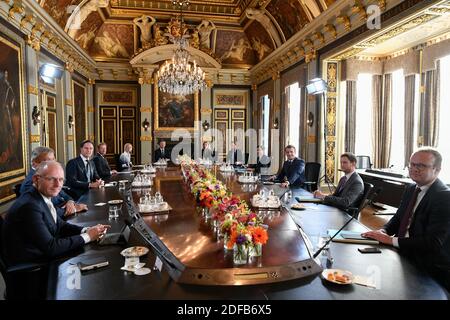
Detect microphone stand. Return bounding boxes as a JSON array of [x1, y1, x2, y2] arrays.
[[313, 208, 358, 259]]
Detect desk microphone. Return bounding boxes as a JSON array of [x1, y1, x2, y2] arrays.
[[313, 207, 359, 259]]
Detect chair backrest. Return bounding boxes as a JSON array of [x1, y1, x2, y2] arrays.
[[356, 155, 372, 169], [305, 162, 321, 183], [114, 154, 122, 171], [0, 215, 7, 275], [350, 182, 374, 215]]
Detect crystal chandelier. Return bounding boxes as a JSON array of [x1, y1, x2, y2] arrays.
[[157, 1, 206, 95]]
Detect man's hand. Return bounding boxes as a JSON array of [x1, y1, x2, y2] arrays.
[[361, 229, 393, 246], [313, 190, 326, 199], [281, 181, 290, 188], [89, 179, 103, 188], [63, 200, 77, 216], [87, 224, 111, 241], [75, 203, 88, 212], [268, 175, 276, 181]]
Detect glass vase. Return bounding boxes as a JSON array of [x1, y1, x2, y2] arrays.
[[223, 233, 230, 250], [233, 244, 249, 265], [250, 243, 262, 257]]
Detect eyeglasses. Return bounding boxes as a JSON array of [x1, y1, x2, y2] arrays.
[[38, 175, 65, 184], [408, 162, 434, 171]]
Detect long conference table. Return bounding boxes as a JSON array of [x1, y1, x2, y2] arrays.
[[46, 166, 449, 300]]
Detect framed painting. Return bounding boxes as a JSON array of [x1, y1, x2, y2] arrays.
[[154, 84, 199, 131], [213, 89, 247, 108], [0, 31, 27, 203], [99, 87, 136, 106], [72, 80, 87, 151]]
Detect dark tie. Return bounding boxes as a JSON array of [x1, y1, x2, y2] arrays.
[[398, 187, 421, 237], [161, 149, 165, 157], [85, 160, 92, 182], [336, 176, 348, 195]]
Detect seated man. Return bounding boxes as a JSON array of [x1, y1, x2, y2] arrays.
[[363, 148, 450, 291], [201, 141, 216, 162], [20, 146, 87, 218], [270, 145, 305, 188], [93, 142, 117, 180], [65, 140, 103, 200], [119, 143, 133, 169], [248, 145, 271, 174], [154, 140, 169, 162], [226, 142, 245, 165], [2, 161, 109, 267], [313, 152, 364, 210]]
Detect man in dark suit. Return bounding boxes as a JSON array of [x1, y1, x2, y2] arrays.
[[271, 145, 305, 188], [93, 142, 117, 180], [313, 152, 364, 210], [2, 161, 109, 267], [20, 146, 87, 217], [201, 141, 216, 161], [154, 140, 169, 162], [65, 140, 103, 200], [363, 148, 450, 291], [226, 142, 244, 165], [248, 145, 271, 174]]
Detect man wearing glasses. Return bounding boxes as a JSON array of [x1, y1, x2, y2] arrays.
[[363, 148, 450, 291], [2, 161, 109, 268]]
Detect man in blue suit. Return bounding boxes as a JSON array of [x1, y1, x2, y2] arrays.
[[2, 161, 109, 267], [20, 146, 87, 218], [363, 148, 450, 291], [65, 140, 103, 200], [271, 145, 305, 188]]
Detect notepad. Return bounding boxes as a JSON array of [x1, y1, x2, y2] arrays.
[[295, 196, 322, 203], [327, 229, 379, 245]]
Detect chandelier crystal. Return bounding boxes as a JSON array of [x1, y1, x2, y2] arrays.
[[157, 1, 207, 95]]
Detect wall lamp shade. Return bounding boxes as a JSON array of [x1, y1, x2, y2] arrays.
[[39, 64, 64, 79], [306, 78, 327, 95], [32, 106, 41, 125], [68, 115, 74, 128], [273, 117, 279, 129], [142, 118, 150, 131], [202, 120, 210, 131]]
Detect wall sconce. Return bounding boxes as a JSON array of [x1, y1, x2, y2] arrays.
[[273, 117, 279, 129], [307, 112, 314, 127], [142, 118, 150, 131], [32, 106, 40, 125], [68, 115, 74, 128], [202, 120, 210, 131]]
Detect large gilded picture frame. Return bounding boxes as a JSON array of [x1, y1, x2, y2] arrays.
[[72, 80, 88, 151], [0, 30, 27, 203], [154, 77, 199, 131]]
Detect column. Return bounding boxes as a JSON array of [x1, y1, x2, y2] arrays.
[[87, 79, 95, 142], [25, 44, 40, 153], [63, 69, 75, 160], [140, 79, 152, 164]]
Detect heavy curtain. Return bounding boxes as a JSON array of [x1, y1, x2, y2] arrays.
[[345, 80, 357, 153], [404, 75, 416, 166], [420, 60, 440, 147]]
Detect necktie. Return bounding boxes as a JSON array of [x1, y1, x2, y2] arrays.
[[85, 160, 92, 182], [398, 187, 421, 237], [161, 149, 165, 157], [336, 176, 348, 195], [45, 199, 57, 223]]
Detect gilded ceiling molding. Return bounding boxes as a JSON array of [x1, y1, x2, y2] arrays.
[[351, 1, 367, 21], [324, 24, 337, 39], [336, 15, 351, 31], [313, 32, 325, 45], [8, 3, 24, 20], [20, 13, 34, 29], [25, 34, 40, 51]]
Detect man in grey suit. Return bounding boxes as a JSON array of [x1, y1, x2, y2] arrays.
[[313, 152, 364, 210]]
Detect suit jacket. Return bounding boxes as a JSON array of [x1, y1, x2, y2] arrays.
[[248, 155, 271, 174], [323, 171, 364, 210], [2, 188, 84, 267], [65, 156, 100, 200], [93, 153, 112, 180], [384, 179, 450, 285], [201, 148, 216, 161], [20, 167, 72, 213], [275, 158, 305, 187], [154, 148, 169, 162], [226, 149, 244, 164]]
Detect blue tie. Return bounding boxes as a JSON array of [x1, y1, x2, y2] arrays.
[[85, 160, 92, 182]]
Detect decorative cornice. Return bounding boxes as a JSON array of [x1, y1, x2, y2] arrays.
[[27, 84, 38, 95], [30, 134, 40, 143]]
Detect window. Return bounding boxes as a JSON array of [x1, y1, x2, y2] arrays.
[[390, 69, 405, 170], [354, 73, 374, 159], [286, 82, 301, 148], [437, 54, 450, 182], [261, 95, 270, 152]]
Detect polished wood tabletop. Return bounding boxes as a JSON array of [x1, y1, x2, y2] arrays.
[[46, 165, 449, 299]]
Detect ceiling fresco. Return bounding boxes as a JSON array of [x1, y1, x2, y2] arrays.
[[39, 0, 335, 67]]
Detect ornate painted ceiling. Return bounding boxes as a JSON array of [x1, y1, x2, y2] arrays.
[[38, 0, 336, 68]]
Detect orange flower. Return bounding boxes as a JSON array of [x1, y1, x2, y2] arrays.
[[252, 226, 268, 245]]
